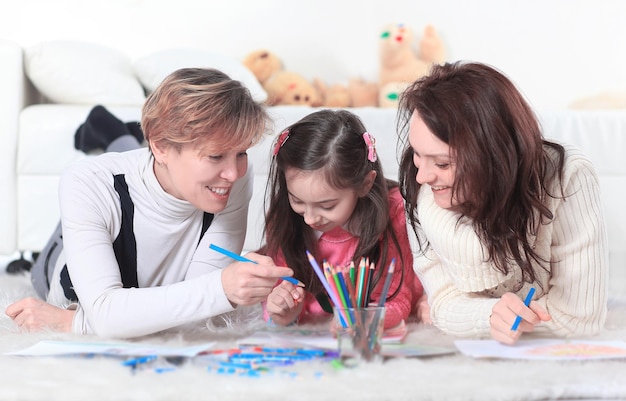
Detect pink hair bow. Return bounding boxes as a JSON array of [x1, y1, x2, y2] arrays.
[[273, 129, 290, 156], [363, 132, 377, 162]]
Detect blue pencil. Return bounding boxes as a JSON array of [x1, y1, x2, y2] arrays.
[[209, 243, 305, 287], [510, 287, 536, 331]]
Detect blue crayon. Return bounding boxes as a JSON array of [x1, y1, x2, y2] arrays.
[[122, 355, 157, 367], [252, 359, 295, 368], [219, 361, 253, 369], [154, 367, 176, 374], [511, 287, 536, 331], [262, 354, 311, 362], [231, 353, 266, 360]]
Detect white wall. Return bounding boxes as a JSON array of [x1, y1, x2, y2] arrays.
[[1, 0, 625, 110]]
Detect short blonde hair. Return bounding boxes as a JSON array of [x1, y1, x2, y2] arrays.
[[141, 68, 270, 152]]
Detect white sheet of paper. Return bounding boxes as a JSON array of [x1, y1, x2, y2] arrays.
[[4, 340, 216, 357], [455, 339, 626, 360]]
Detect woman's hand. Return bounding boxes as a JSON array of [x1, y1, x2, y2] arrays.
[[265, 280, 305, 326], [5, 297, 75, 332], [490, 292, 551, 344], [221, 252, 294, 307]]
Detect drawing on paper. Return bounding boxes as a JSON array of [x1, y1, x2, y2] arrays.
[[524, 342, 626, 358]]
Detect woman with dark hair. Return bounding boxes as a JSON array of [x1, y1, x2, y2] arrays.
[[398, 61, 608, 344]]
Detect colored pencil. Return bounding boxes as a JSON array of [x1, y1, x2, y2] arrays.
[[324, 264, 351, 326], [356, 258, 367, 307], [349, 261, 356, 286], [366, 259, 395, 350], [324, 265, 343, 306], [336, 270, 355, 325], [209, 243, 305, 287], [306, 251, 346, 321], [377, 259, 396, 307], [331, 267, 349, 309], [511, 287, 536, 331], [362, 262, 375, 307], [342, 268, 358, 310]]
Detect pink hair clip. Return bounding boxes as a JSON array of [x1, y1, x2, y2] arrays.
[[273, 129, 290, 156], [362, 132, 377, 162]]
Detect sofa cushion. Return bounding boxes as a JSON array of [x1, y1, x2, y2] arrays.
[[24, 40, 146, 106], [133, 48, 267, 102]]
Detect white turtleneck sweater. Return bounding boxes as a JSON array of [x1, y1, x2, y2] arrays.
[[410, 144, 608, 338], [47, 148, 252, 338]]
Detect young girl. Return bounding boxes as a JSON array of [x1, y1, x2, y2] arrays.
[[398, 61, 608, 344], [262, 109, 423, 330]]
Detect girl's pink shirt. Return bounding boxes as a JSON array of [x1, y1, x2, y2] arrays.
[[264, 187, 423, 329]]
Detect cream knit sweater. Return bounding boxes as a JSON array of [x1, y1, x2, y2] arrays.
[[410, 144, 608, 338]]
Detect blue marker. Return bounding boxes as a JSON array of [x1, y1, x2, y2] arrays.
[[209, 243, 305, 287], [121, 355, 157, 367], [511, 287, 536, 331]]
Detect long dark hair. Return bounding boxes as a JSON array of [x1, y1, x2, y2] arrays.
[[263, 109, 405, 298], [397, 61, 565, 285]]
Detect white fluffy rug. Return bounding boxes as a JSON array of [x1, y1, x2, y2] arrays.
[[1, 270, 626, 401]]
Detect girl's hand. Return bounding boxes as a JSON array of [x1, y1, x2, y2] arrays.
[[265, 280, 305, 326], [490, 292, 551, 345], [416, 293, 432, 324], [6, 297, 75, 332]]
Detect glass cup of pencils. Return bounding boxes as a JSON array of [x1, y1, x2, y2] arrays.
[[305, 251, 394, 365], [333, 306, 385, 364]]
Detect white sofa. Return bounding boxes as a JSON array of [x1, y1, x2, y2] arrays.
[[2, 39, 625, 295]]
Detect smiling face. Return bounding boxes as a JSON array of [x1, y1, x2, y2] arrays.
[[152, 139, 249, 213], [284, 167, 361, 233], [408, 111, 458, 209]]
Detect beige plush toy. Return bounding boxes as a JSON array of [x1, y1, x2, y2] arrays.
[[347, 78, 379, 108], [243, 49, 320, 106], [313, 78, 379, 108], [263, 71, 321, 106], [313, 78, 351, 108], [379, 82, 411, 108], [242, 49, 283, 85], [378, 23, 446, 107]]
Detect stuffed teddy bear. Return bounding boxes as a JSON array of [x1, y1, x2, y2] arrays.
[[263, 70, 321, 106], [347, 78, 379, 108], [243, 49, 320, 106], [313, 78, 379, 108], [313, 79, 351, 108], [378, 23, 446, 107], [242, 49, 283, 86]]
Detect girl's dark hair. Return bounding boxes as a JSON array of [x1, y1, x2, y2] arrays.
[[397, 61, 565, 285], [263, 109, 405, 298]]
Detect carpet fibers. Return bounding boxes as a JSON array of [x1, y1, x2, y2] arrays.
[[1, 271, 625, 401]]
